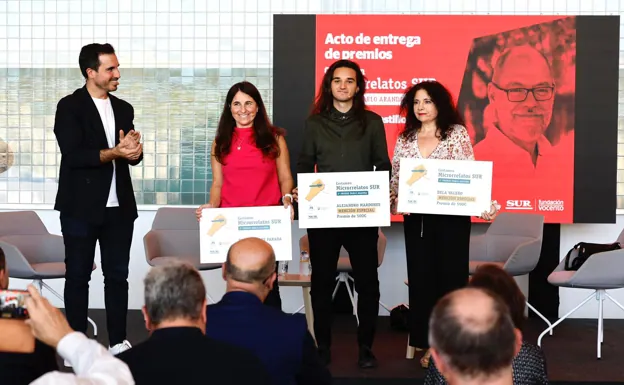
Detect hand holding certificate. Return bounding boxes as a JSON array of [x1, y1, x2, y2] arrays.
[[397, 158, 493, 216], [297, 171, 391, 228], [199, 206, 292, 263]]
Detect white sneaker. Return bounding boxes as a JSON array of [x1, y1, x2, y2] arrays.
[[63, 359, 72, 368], [108, 340, 132, 355]]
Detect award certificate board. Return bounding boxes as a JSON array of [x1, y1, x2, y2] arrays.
[[396, 158, 493, 216], [297, 171, 391, 228], [199, 206, 292, 263]]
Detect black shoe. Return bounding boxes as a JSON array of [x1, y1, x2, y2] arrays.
[[318, 346, 331, 366], [358, 345, 378, 369]]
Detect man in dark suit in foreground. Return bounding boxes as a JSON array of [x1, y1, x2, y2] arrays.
[[117, 261, 271, 385], [206, 237, 332, 385], [53, 43, 143, 355]]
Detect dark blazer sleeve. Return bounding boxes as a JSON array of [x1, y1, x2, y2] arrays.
[[295, 330, 332, 385], [370, 116, 391, 173], [296, 119, 316, 175], [33, 339, 59, 377], [53, 97, 102, 168], [125, 104, 143, 166]]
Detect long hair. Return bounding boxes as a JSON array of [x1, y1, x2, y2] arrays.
[[213, 81, 283, 164], [311, 60, 368, 124], [399, 80, 464, 141], [469, 264, 527, 331]]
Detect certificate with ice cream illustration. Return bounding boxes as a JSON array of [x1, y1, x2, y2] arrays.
[[199, 206, 292, 263], [397, 158, 493, 216], [297, 171, 391, 229]]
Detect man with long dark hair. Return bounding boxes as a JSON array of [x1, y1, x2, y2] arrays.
[[296, 59, 391, 369]]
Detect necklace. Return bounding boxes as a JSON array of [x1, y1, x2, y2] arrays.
[[236, 136, 245, 150]]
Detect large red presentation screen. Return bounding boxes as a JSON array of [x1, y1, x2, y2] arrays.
[[315, 15, 576, 223]]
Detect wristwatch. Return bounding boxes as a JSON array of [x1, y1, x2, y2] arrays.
[[282, 194, 293, 205]]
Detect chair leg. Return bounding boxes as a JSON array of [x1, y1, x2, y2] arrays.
[[538, 290, 596, 347], [597, 290, 604, 359], [379, 300, 391, 313], [87, 317, 98, 338], [291, 304, 305, 315], [406, 341, 416, 359], [527, 301, 553, 335], [344, 278, 359, 325], [39, 281, 98, 338], [347, 274, 358, 317], [331, 276, 342, 300]]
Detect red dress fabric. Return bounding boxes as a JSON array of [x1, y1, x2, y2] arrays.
[[220, 127, 281, 208]]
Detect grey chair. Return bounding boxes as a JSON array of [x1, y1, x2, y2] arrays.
[[0, 211, 97, 336], [468, 212, 551, 332], [143, 207, 222, 302], [298, 229, 388, 324], [538, 230, 624, 359]]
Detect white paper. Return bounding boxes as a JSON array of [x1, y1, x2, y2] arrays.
[[297, 171, 391, 228], [199, 206, 292, 263], [397, 158, 493, 216]]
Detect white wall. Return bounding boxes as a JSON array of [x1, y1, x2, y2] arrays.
[[5, 208, 624, 320]]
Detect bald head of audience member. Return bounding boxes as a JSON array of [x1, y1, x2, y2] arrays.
[[142, 261, 208, 334], [223, 238, 277, 301], [429, 288, 522, 385]]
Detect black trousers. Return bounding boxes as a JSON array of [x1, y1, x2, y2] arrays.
[[61, 207, 133, 346], [264, 262, 282, 310], [404, 214, 471, 348], [307, 227, 379, 349]]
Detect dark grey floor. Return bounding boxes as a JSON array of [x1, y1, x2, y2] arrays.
[[71, 309, 624, 384]]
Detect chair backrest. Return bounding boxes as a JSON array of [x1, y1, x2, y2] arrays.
[[0, 234, 65, 265], [486, 212, 544, 238], [151, 207, 199, 230], [299, 228, 387, 267], [0, 211, 50, 236], [615, 228, 624, 245], [145, 207, 201, 261], [481, 213, 544, 261]]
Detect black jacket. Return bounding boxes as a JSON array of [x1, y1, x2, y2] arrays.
[[297, 107, 391, 174], [53, 86, 142, 224], [117, 327, 272, 385], [0, 339, 58, 385]]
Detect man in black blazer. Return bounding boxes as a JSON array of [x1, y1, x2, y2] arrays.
[[117, 261, 271, 385], [53, 43, 143, 355]]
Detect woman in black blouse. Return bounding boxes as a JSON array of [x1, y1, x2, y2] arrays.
[[425, 264, 549, 385]]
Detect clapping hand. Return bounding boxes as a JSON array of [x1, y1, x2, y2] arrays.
[[117, 130, 142, 160]]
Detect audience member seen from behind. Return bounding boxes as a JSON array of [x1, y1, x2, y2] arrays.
[[206, 237, 331, 385], [0, 246, 58, 385], [116, 261, 271, 385], [25, 285, 134, 385], [196, 81, 294, 310], [428, 287, 521, 385], [425, 264, 548, 384], [390, 80, 499, 368]]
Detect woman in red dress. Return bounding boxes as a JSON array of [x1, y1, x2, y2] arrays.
[[196, 81, 294, 309]]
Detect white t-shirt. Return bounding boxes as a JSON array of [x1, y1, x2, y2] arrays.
[[91, 97, 119, 207]]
